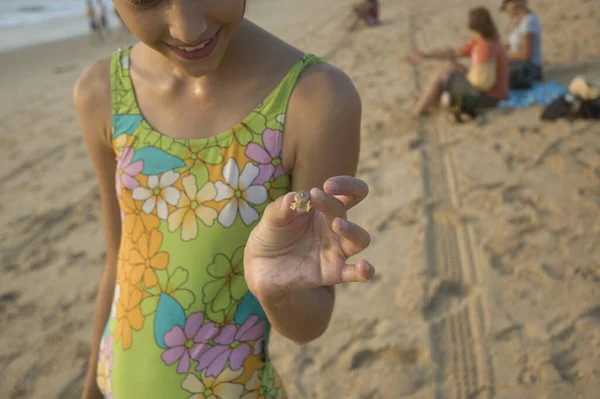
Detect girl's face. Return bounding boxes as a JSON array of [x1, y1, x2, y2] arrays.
[[504, 2, 520, 19], [114, 0, 246, 77]]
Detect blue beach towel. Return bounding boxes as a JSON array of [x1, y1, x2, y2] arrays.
[[498, 81, 568, 108]]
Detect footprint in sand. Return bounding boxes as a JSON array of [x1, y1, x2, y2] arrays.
[[10, 364, 41, 399], [0, 291, 20, 314], [55, 370, 87, 399], [394, 277, 474, 321], [349, 346, 429, 370], [551, 350, 578, 382], [577, 306, 600, 329], [421, 279, 473, 320]]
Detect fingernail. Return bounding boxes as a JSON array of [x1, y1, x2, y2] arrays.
[[326, 181, 340, 192], [309, 187, 321, 199]]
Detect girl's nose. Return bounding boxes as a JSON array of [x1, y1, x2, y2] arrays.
[[167, 1, 209, 45]]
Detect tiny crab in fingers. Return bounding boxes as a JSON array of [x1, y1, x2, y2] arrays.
[[290, 191, 312, 213]]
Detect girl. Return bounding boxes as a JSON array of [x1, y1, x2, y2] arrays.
[[74, 1, 375, 398], [501, 0, 544, 86], [408, 7, 508, 117]]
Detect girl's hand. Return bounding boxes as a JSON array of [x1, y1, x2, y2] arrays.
[[244, 176, 374, 301]]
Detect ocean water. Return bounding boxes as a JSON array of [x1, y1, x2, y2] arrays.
[[0, 0, 89, 29], [0, 0, 115, 52]]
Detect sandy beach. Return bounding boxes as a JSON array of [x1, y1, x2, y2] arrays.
[[1, 0, 599, 398]]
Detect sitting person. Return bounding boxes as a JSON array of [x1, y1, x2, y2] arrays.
[[408, 7, 509, 117], [348, 0, 380, 31], [501, 0, 543, 86]]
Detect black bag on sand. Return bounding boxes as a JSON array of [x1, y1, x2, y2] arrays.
[[541, 95, 572, 121], [541, 94, 600, 121], [579, 97, 600, 119]]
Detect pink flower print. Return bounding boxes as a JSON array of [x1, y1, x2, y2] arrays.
[[116, 147, 143, 197], [245, 129, 284, 185], [196, 315, 266, 377], [102, 335, 114, 366], [98, 335, 115, 399], [161, 312, 219, 374]]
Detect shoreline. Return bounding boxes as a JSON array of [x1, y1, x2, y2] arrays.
[[0, 14, 122, 54]]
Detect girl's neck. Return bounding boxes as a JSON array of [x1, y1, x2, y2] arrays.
[[132, 20, 259, 102], [515, 7, 530, 20]]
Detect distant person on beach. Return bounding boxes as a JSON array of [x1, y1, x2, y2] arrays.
[[96, 0, 109, 37], [408, 7, 508, 117], [86, 0, 103, 43], [500, 0, 544, 86], [74, 1, 374, 398], [348, 0, 381, 31]]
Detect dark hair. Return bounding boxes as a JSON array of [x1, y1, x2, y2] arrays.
[[468, 7, 499, 40]]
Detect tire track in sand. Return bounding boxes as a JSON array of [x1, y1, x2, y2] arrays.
[[408, 12, 495, 399]]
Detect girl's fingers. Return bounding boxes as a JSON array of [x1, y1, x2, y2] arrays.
[[339, 259, 375, 284], [320, 259, 375, 286], [309, 188, 347, 223], [324, 176, 369, 210], [332, 217, 371, 258], [262, 192, 309, 228]]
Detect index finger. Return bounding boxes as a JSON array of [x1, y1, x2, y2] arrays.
[[323, 176, 369, 210]]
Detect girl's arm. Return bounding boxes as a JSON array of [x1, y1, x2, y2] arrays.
[[421, 49, 461, 60], [255, 64, 362, 344], [508, 33, 534, 61], [73, 59, 121, 399], [408, 48, 462, 64]]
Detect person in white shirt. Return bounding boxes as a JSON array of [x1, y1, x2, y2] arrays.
[[501, 0, 543, 85]]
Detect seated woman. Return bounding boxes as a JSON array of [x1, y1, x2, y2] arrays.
[[501, 0, 543, 85], [348, 0, 380, 31], [408, 7, 509, 117]]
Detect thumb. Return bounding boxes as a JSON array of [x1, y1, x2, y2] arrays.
[[261, 192, 312, 229]]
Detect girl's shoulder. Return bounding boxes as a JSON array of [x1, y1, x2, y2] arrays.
[[73, 56, 113, 146], [74, 57, 112, 99]]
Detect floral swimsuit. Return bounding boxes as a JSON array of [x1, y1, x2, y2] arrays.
[[97, 47, 324, 399]]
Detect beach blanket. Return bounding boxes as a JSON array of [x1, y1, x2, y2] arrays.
[[498, 81, 568, 108]]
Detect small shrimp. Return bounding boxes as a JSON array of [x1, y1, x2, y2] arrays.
[[290, 191, 312, 213]]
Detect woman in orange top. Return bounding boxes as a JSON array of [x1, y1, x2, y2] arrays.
[[408, 7, 509, 117]]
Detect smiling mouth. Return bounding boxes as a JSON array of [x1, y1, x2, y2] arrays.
[[174, 39, 212, 52], [170, 29, 220, 52], [166, 28, 222, 61]]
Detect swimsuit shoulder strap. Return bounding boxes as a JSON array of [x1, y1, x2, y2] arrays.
[[110, 47, 140, 117], [261, 54, 326, 118]]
